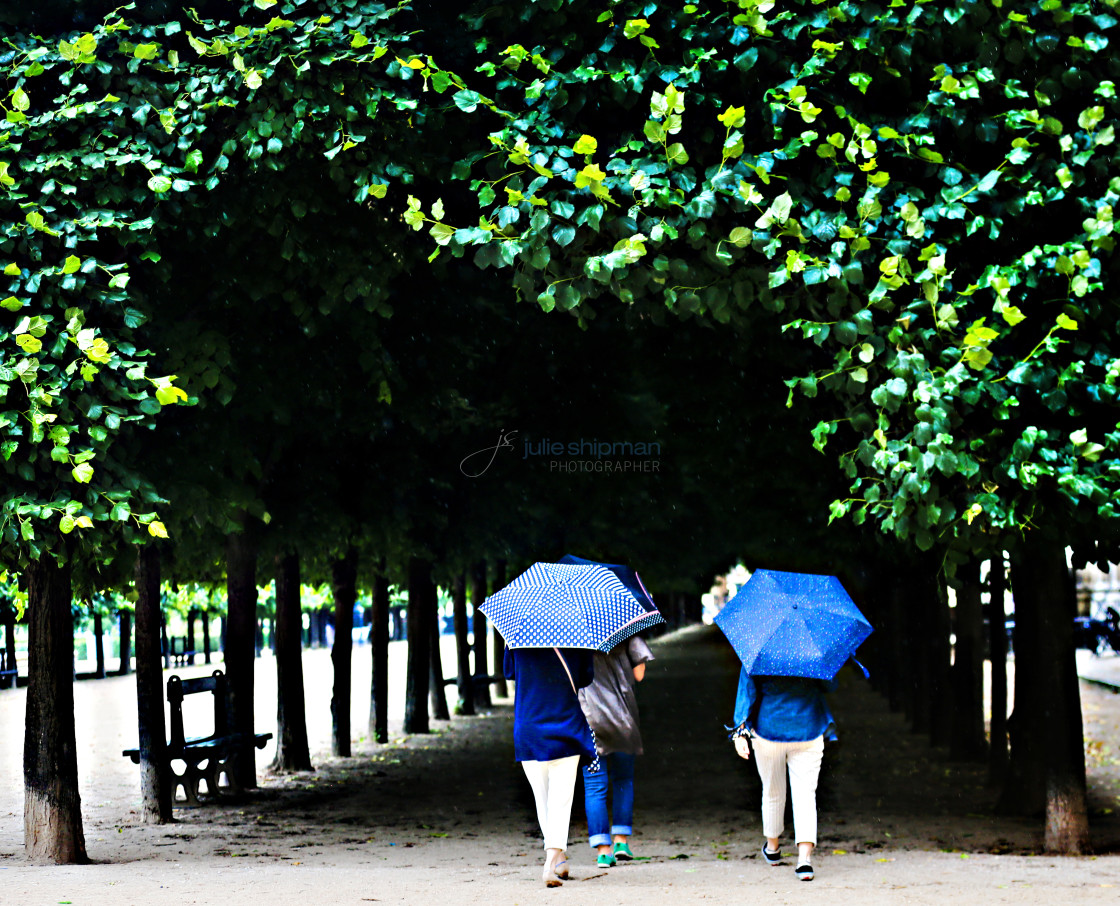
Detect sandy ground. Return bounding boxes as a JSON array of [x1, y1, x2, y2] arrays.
[[2, 626, 1120, 905]]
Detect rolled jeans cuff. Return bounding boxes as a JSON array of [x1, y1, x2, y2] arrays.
[[588, 833, 612, 848]]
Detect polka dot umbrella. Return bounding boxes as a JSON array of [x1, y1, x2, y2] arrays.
[[713, 569, 873, 680], [481, 562, 666, 651]]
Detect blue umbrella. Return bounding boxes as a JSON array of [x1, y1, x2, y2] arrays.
[[481, 562, 664, 651], [714, 569, 872, 680]]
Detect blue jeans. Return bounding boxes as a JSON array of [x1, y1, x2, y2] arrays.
[[583, 752, 636, 847]]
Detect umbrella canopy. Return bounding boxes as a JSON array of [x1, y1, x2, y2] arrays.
[[557, 554, 658, 610], [481, 562, 664, 651], [714, 568, 872, 680]]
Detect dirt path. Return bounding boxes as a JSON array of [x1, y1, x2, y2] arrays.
[[2, 625, 1120, 904]]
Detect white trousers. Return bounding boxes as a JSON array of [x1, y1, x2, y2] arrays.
[[752, 734, 825, 845], [522, 755, 581, 852]]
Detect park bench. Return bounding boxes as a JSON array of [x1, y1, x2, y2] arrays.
[[123, 670, 271, 807], [167, 636, 196, 668], [0, 648, 16, 689]]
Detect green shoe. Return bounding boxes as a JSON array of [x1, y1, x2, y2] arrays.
[[597, 852, 617, 868], [613, 842, 634, 861]]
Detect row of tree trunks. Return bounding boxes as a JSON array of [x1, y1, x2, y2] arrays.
[[490, 560, 508, 699], [864, 543, 1087, 854]]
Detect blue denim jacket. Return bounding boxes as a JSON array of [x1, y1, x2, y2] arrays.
[[732, 668, 838, 742]]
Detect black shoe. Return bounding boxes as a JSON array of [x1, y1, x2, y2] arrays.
[[761, 843, 782, 866], [795, 863, 814, 881]]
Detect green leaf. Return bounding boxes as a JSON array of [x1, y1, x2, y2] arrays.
[[1055, 313, 1078, 330], [72, 462, 94, 484], [62, 255, 81, 274], [573, 135, 598, 155], [11, 88, 29, 112], [148, 521, 169, 539], [147, 175, 173, 193], [133, 43, 160, 60]]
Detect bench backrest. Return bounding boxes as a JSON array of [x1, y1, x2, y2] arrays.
[[167, 670, 228, 751]]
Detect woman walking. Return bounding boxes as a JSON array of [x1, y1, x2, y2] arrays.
[[504, 645, 596, 887], [579, 634, 654, 866], [730, 668, 837, 881]]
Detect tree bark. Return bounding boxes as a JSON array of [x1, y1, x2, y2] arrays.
[[117, 609, 132, 675], [928, 573, 953, 748], [186, 609, 197, 667], [271, 551, 312, 772], [451, 573, 475, 716], [1008, 540, 1090, 853], [330, 548, 357, 757], [950, 558, 987, 761], [3, 609, 17, 689], [429, 585, 450, 721], [987, 554, 1009, 786], [369, 566, 389, 744], [135, 545, 173, 823], [470, 561, 491, 708], [404, 557, 432, 734], [23, 557, 87, 862], [92, 609, 105, 679], [160, 613, 170, 670], [226, 529, 259, 788], [491, 560, 508, 699], [202, 609, 212, 665]]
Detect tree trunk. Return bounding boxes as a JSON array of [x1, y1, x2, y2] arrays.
[[928, 573, 953, 748], [92, 609, 105, 679], [404, 557, 432, 734], [369, 566, 389, 744], [226, 529, 259, 788], [987, 554, 1009, 786], [950, 558, 987, 761], [330, 548, 357, 757], [470, 561, 491, 708], [271, 551, 312, 773], [452, 573, 475, 716], [1009, 540, 1089, 853], [160, 614, 170, 670], [23, 557, 87, 863], [202, 609, 212, 665], [3, 610, 17, 689], [429, 586, 450, 721], [186, 609, 197, 667], [905, 572, 931, 733], [135, 545, 173, 823], [117, 609, 132, 675], [491, 560, 508, 699]]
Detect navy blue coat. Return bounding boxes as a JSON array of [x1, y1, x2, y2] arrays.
[[504, 646, 596, 762]]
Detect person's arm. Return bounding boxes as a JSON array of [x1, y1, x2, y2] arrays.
[[632, 661, 646, 683], [732, 666, 756, 729], [575, 649, 595, 689], [503, 645, 516, 681]]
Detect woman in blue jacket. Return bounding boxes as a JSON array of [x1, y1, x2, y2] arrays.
[[504, 645, 596, 887], [730, 668, 837, 882]]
